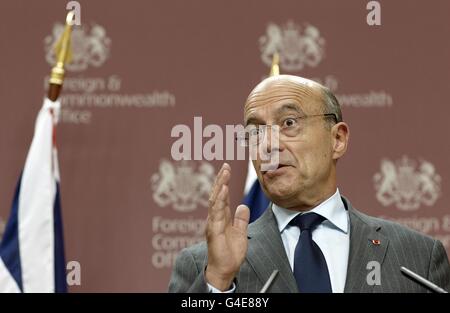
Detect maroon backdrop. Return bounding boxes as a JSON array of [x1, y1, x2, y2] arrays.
[[0, 0, 448, 292]]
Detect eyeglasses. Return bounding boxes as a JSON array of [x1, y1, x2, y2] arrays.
[[236, 113, 339, 147]]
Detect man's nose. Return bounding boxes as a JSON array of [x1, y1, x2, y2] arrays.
[[258, 125, 282, 171], [262, 125, 280, 153]]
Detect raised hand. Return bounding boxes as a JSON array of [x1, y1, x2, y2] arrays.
[[205, 163, 250, 291]]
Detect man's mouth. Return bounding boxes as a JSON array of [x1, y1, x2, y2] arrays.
[[261, 164, 292, 177]]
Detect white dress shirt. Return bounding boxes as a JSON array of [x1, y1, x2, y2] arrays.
[[208, 189, 349, 293], [272, 188, 350, 293]]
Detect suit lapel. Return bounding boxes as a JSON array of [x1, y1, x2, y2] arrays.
[[246, 205, 298, 293], [343, 198, 389, 292], [244, 197, 390, 293]]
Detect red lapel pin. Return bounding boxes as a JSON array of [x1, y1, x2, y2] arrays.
[[371, 239, 381, 245]]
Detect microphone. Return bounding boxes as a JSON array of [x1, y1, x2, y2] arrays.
[[400, 266, 448, 293], [259, 269, 279, 293]]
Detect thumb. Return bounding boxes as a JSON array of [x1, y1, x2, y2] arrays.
[[233, 204, 250, 232]]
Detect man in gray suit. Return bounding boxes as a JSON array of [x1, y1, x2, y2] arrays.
[[168, 75, 450, 293]]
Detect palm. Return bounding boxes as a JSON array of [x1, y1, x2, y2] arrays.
[[205, 163, 250, 288], [207, 214, 248, 275]]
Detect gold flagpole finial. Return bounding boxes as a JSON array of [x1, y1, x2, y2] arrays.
[[49, 11, 74, 86], [269, 52, 280, 77]]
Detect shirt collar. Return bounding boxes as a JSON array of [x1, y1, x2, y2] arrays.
[[272, 189, 348, 234]]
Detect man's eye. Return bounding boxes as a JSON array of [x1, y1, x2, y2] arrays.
[[283, 118, 297, 127], [249, 128, 260, 136]]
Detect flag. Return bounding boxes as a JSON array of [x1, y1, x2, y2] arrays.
[[0, 98, 66, 293], [242, 160, 270, 223]]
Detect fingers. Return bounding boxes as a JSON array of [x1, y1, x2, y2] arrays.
[[233, 204, 250, 233], [209, 163, 231, 207], [209, 165, 224, 204], [208, 163, 232, 222]]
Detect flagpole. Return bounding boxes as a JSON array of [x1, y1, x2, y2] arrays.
[[0, 10, 73, 293], [48, 11, 74, 101], [270, 51, 280, 77]]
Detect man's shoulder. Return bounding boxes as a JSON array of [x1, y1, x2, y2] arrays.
[[347, 199, 436, 248], [371, 213, 432, 241]]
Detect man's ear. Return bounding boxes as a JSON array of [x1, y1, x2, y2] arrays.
[[331, 122, 349, 160]]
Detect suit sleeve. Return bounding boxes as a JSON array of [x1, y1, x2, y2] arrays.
[[168, 247, 209, 293], [427, 239, 450, 292]]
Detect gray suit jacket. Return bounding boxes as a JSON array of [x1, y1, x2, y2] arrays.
[[168, 197, 450, 292]]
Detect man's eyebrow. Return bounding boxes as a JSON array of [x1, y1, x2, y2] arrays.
[[245, 116, 264, 126], [274, 103, 304, 116], [245, 103, 305, 126]]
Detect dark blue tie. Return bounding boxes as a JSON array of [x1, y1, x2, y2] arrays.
[[289, 212, 332, 293]]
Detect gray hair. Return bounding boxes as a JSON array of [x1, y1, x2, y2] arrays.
[[320, 86, 343, 126]]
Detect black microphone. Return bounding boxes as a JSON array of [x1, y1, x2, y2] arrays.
[[400, 266, 448, 293]]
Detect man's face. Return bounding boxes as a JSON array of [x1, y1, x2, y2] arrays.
[[244, 77, 337, 208]]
